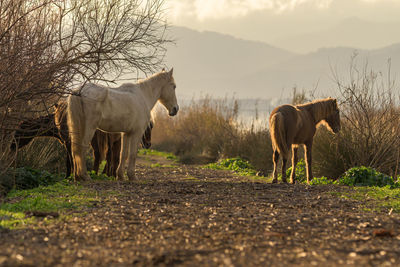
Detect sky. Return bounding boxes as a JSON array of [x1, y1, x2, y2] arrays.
[[165, 0, 400, 53]]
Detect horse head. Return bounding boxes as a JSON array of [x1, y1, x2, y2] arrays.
[[324, 99, 341, 133], [159, 68, 179, 116]]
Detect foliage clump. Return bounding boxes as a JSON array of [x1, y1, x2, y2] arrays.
[[206, 157, 257, 176], [1, 167, 62, 197], [338, 166, 396, 187], [309, 176, 336, 185], [283, 159, 337, 185], [285, 159, 307, 183], [89, 171, 114, 181]]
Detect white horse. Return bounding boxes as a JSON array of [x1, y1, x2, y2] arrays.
[[67, 68, 178, 181]]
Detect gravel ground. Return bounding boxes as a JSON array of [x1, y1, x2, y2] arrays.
[[1, 159, 400, 267]]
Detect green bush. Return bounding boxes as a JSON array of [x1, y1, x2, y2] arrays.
[[206, 157, 257, 176], [310, 176, 337, 185], [282, 160, 337, 185], [285, 159, 307, 183], [1, 167, 62, 196], [338, 166, 394, 187]]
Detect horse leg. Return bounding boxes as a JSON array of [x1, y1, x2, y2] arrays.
[[65, 140, 73, 178], [112, 138, 121, 177], [91, 132, 101, 174], [281, 155, 288, 183], [75, 119, 99, 181], [290, 146, 298, 184], [103, 143, 112, 175], [70, 128, 89, 181], [127, 133, 141, 181], [304, 141, 313, 184], [272, 150, 279, 183], [71, 139, 90, 181], [78, 130, 97, 181], [116, 133, 130, 180]]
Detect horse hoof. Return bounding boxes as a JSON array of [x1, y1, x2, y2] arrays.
[[271, 179, 278, 184]]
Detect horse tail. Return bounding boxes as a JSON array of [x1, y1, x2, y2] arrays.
[[270, 112, 289, 158], [67, 94, 85, 142], [67, 94, 86, 174]]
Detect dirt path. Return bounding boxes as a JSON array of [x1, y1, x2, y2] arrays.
[[1, 155, 400, 266]]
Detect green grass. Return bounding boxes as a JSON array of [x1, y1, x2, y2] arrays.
[[0, 180, 98, 229], [138, 149, 178, 161], [205, 157, 256, 176], [335, 186, 400, 213], [150, 163, 177, 168], [89, 170, 115, 181]]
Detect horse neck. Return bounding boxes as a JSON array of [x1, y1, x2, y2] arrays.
[[307, 102, 332, 123], [139, 75, 166, 110]]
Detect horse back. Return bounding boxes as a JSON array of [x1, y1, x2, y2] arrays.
[[269, 105, 299, 129], [99, 88, 149, 133], [75, 83, 108, 102], [269, 104, 314, 145]]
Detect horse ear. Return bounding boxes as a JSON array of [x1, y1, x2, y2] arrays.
[[162, 68, 165, 71], [169, 68, 174, 76]]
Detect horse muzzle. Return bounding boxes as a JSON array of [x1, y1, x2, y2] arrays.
[[142, 141, 151, 149], [169, 106, 179, 116]]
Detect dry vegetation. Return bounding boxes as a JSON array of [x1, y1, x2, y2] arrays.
[[1, 1, 398, 183], [152, 63, 400, 179], [0, 0, 170, 174], [152, 98, 273, 173]]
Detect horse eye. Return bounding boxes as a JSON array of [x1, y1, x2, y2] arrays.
[[173, 85, 176, 89]]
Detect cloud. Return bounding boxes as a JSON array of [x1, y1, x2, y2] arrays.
[[167, 0, 334, 20]]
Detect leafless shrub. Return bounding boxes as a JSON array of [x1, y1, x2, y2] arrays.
[[0, 0, 170, 173], [315, 58, 400, 177]]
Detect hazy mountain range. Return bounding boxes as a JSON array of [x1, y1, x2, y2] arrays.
[[165, 26, 400, 100], [272, 17, 400, 53]]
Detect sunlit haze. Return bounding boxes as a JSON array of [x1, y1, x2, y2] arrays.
[[160, 0, 400, 109], [166, 0, 400, 52]]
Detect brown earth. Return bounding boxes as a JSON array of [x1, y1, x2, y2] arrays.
[[1, 155, 400, 266]]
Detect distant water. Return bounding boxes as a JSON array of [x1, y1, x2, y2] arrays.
[[172, 97, 291, 130]]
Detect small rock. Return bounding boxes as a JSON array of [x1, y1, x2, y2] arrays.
[[349, 252, 357, 257], [373, 229, 394, 237]]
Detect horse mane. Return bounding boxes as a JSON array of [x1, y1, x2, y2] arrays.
[[138, 71, 170, 85], [115, 72, 170, 92], [297, 98, 338, 122]]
